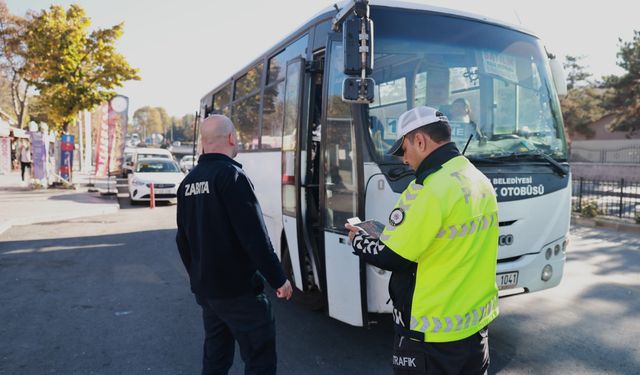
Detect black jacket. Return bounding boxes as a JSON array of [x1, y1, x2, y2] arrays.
[[176, 153, 286, 299]]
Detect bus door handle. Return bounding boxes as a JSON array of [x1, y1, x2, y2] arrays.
[[301, 184, 320, 188]]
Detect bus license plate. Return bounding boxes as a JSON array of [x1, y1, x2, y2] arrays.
[[496, 272, 518, 290]]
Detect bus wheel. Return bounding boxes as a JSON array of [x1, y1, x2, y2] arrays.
[[281, 242, 324, 311]]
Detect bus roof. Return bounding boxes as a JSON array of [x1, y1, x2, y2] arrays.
[[200, 0, 538, 104]]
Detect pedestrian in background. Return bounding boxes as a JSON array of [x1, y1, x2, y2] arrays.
[[176, 114, 292, 375], [19, 139, 32, 181], [346, 106, 499, 374]]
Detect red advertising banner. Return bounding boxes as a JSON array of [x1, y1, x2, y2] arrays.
[[93, 103, 109, 177], [108, 95, 129, 175], [92, 95, 128, 177]]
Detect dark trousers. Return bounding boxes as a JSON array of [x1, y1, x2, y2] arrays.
[[392, 327, 489, 375], [195, 293, 277, 375], [21, 162, 31, 181]]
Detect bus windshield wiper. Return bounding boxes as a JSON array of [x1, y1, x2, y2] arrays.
[[494, 151, 568, 176], [466, 156, 504, 164]]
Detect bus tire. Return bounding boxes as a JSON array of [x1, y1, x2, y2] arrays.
[[281, 242, 324, 311]]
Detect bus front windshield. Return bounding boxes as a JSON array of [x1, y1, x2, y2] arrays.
[[365, 8, 567, 162]]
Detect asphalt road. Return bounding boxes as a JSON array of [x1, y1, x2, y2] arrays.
[[0, 198, 638, 374]]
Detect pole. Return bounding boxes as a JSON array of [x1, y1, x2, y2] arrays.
[[192, 112, 199, 161], [150, 182, 155, 209], [619, 178, 624, 218], [578, 177, 583, 212]]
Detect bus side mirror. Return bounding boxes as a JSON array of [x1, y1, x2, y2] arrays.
[[549, 55, 567, 97], [343, 16, 373, 75], [342, 77, 375, 103]]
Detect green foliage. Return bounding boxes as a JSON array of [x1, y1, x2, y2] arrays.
[[564, 55, 592, 90], [171, 113, 196, 141], [580, 200, 600, 218], [19, 4, 140, 131], [635, 212, 640, 225], [559, 56, 604, 141], [133, 106, 169, 135], [603, 30, 640, 134], [0, 0, 29, 128], [560, 87, 603, 140]]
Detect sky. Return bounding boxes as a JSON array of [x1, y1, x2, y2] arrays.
[[6, 0, 639, 118]]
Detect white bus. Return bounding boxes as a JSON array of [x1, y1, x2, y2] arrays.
[[198, 0, 570, 327]]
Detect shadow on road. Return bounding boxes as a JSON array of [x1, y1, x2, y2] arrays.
[[1, 223, 638, 374]]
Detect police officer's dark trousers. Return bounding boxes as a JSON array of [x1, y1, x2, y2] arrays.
[[392, 327, 489, 375], [195, 293, 276, 375]]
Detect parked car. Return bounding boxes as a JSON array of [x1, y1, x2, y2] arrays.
[[128, 158, 184, 204], [122, 147, 174, 177], [179, 155, 197, 172]]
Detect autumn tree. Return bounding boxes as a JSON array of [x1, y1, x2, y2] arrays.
[[171, 113, 196, 141], [603, 30, 640, 134], [0, 0, 29, 128], [559, 55, 604, 142], [132, 106, 174, 137], [20, 4, 139, 132]]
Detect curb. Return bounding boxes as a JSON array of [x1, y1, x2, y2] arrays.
[[571, 215, 640, 234]]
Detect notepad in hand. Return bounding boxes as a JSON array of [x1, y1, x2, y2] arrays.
[[354, 220, 386, 239]]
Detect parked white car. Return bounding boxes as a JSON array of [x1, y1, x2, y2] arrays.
[[179, 155, 197, 172], [122, 147, 174, 177], [128, 158, 184, 204]]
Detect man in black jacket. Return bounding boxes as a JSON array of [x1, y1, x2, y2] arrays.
[[176, 114, 292, 375]]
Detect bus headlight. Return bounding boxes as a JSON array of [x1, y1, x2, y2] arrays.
[[545, 248, 552, 260], [541, 265, 553, 281]]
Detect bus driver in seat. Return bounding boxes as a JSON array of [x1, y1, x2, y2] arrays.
[[449, 98, 486, 143]]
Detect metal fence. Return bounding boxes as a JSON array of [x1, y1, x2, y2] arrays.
[[572, 178, 640, 219], [571, 145, 640, 164]]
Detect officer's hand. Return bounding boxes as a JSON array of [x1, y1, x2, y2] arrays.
[[276, 280, 293, 300], [344, 223, 361, 243]]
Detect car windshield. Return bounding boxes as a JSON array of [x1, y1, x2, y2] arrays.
[[135, 160, 180, 173], [363, 8, 567, 162], [138, 153, 169, 159]]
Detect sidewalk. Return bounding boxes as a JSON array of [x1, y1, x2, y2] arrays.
[[0, 170, 120, 236]]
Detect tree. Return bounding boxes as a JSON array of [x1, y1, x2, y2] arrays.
[[559, 55, 604, 142], [133, 106, 163, 137], [20, 4, 139, 132], [564, 55, 592, 90], [604, 30, 640, 134], [171, 113, 196, 141], [0, 0, 30, 128]]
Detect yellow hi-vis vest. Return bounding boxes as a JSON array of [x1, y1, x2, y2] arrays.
[[380, 155, 499, 343]]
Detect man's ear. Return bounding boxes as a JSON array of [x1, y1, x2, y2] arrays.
[[416, 132, 429, 151], [228, 133, 236, 146]]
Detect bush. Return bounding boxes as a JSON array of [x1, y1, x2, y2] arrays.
[[635, 212, 640, 224], [580, 200, 600, 218]]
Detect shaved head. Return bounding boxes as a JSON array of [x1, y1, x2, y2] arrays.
[[200, 114, 238, 157]]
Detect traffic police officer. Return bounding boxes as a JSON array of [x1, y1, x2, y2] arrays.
[[176, 114, 292, 375], [346, 106, 499, 374]]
